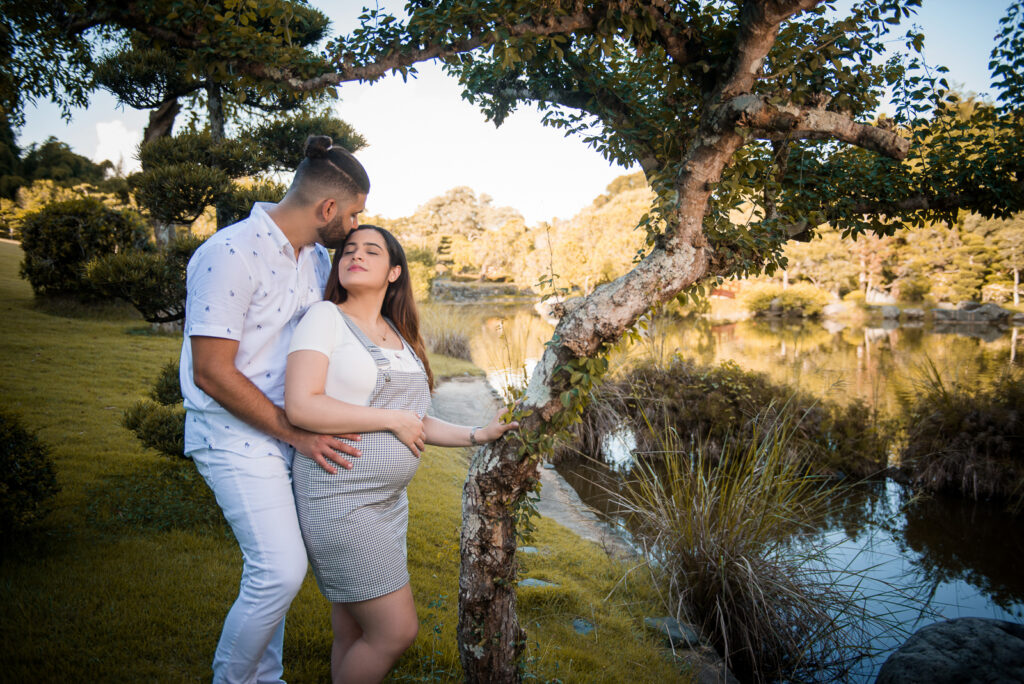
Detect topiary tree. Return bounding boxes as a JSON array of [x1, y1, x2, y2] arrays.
[[122, 360, 186, 458], [0, 410, 60, 541], [18, 197, 148, 297], [85, 233, 204, 324]]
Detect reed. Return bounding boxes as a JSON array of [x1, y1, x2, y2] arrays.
[[895, 357, 1024, 510], [612, 413, 879, 682], [419, 302, 475, 361]]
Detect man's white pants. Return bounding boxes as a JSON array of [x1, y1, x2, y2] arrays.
[[193, 447, 308, 684]]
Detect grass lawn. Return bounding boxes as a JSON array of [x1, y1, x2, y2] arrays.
[[0, 241, 687, 682]]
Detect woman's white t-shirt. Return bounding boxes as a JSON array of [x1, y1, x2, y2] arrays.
[[288, 301, 423, 406]]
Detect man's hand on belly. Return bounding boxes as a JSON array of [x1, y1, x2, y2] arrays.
[[292, 430, 362, 474]]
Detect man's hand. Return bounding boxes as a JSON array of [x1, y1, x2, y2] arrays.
[[388, 410, 427, 458], [292, 430, 362, 475]]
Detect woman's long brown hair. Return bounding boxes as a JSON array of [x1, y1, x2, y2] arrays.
[[324, 225, 434, 389]]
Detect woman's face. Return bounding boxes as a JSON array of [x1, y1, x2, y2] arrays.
[[338, 229, 401, 292]]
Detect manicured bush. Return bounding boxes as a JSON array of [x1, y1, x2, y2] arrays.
[[0, 411, 60, 539], [123, 360, 185, 458], [85, 233, 203, 323], [129, 163, 231, 225], [217, 180, 287, 228], [149, 359, 184, 406], [742, 282, 832, 317], [19, 197, 148, 297], [244, 111, 367, 171], [137, 131, 261, 178], [563, 357, 890, 478]]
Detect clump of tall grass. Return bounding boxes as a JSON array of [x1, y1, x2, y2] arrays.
[[896, 360, 1024, 511], [614, 414, 876, 682], [419, 304, 474, 361]]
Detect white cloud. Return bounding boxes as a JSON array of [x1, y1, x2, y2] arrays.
[[94, 120, 142, 175]]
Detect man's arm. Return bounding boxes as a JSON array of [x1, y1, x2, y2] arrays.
[[191, 335, 360, 474]]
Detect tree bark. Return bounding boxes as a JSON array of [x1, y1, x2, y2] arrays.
[[142, 96, 180, 144], [206, 78, 228, 228], [458, 121, 739, 680]]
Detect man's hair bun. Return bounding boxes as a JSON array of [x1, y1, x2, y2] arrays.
[[304, 135, 333, 159]]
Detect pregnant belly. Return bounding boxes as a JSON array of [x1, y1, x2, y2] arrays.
[[296, 430, 420, 497]]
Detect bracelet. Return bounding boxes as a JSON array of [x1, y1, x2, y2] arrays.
[[469, 425, 482, 446]]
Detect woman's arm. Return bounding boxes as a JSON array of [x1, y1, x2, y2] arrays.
[[423, 408, 518, 447], [285, 349, 426, 456]]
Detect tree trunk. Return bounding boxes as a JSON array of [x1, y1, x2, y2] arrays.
[[457, 130, 735, 680], [1014, 267, 1019, 306], [206, 78, 228, 229], [142, 96, 180, 144], [207, 79, 225, 144]]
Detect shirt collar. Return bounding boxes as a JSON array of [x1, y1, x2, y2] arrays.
[[251, 202, 294, 257]]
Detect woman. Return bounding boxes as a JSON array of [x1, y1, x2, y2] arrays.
[[285, 225, 517, 684]]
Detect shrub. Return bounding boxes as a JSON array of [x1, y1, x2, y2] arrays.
[[563, 358, 890, 479], [244, 111, 367, 171], [407, 261, 434, 302], [137, 131, 261, 178], [217, 180, 287, 228], [19, 198, 148, 297], [150, 360, 184, 406], [129, 163, 231, 224], [123, 360, 185, 458], [85, 233, 203, 323], [0, 411, 60, 539], [897, 363, 1024, 509], [742, 281, 831, 317], [842, 289, 867, 306]]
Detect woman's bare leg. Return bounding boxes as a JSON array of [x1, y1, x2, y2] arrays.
[[332, 584, 418, 684], [331, 603, 363, 682]]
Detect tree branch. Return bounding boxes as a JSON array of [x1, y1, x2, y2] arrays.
[[248, 12, 601, 90], [722, 94, 910, 159], [720, 0, 824, 97], [636, 0, 704, 67], [487, 79, 663, 174]]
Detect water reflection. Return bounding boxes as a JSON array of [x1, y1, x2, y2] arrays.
[[427, 302, 1023, 679]]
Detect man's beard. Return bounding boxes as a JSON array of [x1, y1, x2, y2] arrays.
[[319, 216, 351, 249]]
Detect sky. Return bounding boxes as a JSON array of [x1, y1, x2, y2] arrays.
[[16, 0, 1014, 225]]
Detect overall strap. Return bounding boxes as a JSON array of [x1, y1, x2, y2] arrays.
[[338, 310, 390, 370], [383, 317, 426, 373]]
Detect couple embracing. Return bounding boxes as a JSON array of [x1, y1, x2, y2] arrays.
[[181, 135, 517, 683]]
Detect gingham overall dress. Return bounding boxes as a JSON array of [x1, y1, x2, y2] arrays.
[[292, 313, 431, 603]]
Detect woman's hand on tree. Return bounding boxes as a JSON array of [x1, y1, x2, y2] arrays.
[[480, 407, 519, 443], [389, 410, 426, 457]]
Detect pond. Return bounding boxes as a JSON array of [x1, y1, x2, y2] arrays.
[[426, 301, 1024, 681]]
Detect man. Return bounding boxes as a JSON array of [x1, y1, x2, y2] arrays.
[[180, 135, 369, 683]]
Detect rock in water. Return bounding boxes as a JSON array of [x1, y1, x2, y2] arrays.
[[876, 618, 1024, 684]]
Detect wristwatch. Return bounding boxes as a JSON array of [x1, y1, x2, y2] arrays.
[[469, 426, 482, 446]]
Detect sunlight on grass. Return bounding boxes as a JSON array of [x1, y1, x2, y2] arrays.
[[0, 241, 688, 682]]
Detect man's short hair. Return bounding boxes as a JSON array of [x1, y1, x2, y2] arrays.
[[290, 135, 370, 204]]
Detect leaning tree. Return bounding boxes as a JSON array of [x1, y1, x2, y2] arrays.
[[299, 2, 1022, 680], [9, 1, 1024, 681]]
